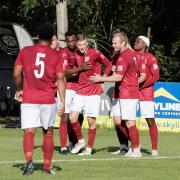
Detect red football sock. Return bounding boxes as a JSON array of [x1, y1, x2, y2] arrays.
[[71, 121, 83, 140], [59, 120, 68, 148], [128, 125, 140, 148], [87, 128, 96, 148], [42, 132, 54, 171], [149, 123, 158, 150], [68, 114, 84, 146], [116, 121, 129, 146], [23, 132, 34, 163]]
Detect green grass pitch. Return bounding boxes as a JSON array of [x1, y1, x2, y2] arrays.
[[0, 126, 180, 180]]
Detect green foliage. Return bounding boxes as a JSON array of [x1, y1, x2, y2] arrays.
[[151, 43, 180, 81], [0, 0, 179, 81]]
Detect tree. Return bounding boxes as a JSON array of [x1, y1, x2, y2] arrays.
[[0, 0, 179, 81], [56, 0, 68, 47]]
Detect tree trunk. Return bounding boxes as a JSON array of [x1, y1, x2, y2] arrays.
[[56, 0, 68, 47]]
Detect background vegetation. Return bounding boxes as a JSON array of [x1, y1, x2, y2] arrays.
[[0, 0, 179, 81]]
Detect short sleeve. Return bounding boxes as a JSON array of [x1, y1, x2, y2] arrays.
[[115, 56, 128, 76]]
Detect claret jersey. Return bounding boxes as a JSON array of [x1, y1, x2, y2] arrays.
[[15, 44, 64, 104], [75, 48, 112, 95], [135, 51, 159, 101], [58, 47, 78, 90], [112, 48, 139, 99]]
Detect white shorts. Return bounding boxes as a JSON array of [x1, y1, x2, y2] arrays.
[[56, 89, 76, 113], [140, 101, 154, 118], [21, 103, 57, 130], [110, 98, 121, 117], [71, 94, 101, 117], [120, 99, 139, 120], [110, 99, 139, 120]]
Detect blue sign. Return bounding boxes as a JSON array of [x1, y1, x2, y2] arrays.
[[154, 82, 180, 119]]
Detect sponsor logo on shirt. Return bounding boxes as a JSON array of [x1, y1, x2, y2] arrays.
[[116, 65, 123, 72], [153, 64, 158, 70], [84, 56, 90, 63]]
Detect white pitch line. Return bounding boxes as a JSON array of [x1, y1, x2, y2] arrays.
[[1, 156, 180, 165]]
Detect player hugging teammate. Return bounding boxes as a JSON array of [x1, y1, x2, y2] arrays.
[[14, 23, 159, 176]]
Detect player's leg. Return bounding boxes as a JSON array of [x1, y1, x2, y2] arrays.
[[68, 113, 84, 148], [120, 99, 142, 157], [78, 95, 100, 156], [40, 103, 57, 174], [79, 116, 96, 155], [59, 113, 69, 154], [111, 98, 129, 154], [22, 128, 35, 175], [21, 104, 41, 175], [42, 127, 55, 174], [125, 120, 141, 157], [113, 117, 129, 155], [23, 128, 35, 164], [69, 94, 85, 154], [140, 101, 158, 156], [146, 118, 158, 156], [58, 89, 74, 154]]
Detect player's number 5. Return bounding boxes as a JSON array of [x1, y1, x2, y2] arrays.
[[34, 53, 45, 78]]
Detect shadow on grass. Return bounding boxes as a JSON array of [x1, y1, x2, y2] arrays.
[[94, 146, 151, 155], [34, 146, 62, 153], [54, 145, 61, 153], [13, 162, 62, 173]]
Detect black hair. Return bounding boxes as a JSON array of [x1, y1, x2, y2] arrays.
[[36, 23, 54, 41], [65, 30, 77, 37]]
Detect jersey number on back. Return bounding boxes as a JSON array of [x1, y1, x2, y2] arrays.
[[34, 53, 45, 78]]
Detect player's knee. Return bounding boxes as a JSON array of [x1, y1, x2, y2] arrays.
[[43, 127, 54, 136], [146, 118, 155, 126], [69, 113, 77, 123], [125, 120, 136, 128], [113, 116, 121, 125], [24, 128, 35, 134], [61, 114, 69, 123], [88, 118, 96, 129]]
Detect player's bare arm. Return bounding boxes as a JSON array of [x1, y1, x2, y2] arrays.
[[13, 64, 23, 102], [90, 72, 123, 83], [65, 63, 92, 79], [57, 73, 66, 116], [140, 60, 160, 89]]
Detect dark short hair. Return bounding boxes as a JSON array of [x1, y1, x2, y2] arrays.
[[36, 23, 54, 41], [65, 30, 77, 37]]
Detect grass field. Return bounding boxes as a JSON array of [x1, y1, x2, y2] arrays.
[[0, 126, 180, 180]]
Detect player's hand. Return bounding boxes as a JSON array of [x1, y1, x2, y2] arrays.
[[57, 103, 65, 117], [15, 90, 23, 102], [89, 73, 102, 82], [79, 63, 92, 72]]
